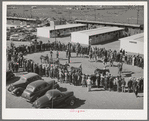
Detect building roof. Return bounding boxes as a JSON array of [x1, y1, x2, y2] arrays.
[[7, 24, 17, 28], [120, 33, 144, 42], [38, 24, 87, 30], [75, 20, 141, 28], [72, 27, 124, 36]]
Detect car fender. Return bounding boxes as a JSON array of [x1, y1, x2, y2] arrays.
[[12, 87, 24, 96]]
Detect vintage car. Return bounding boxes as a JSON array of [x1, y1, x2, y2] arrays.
[[6, 70, 15, 81], [32, 89, 75, 108], [21, 80, 59, 103], [94, 68, 110, 75], [7, 73, 42, 96]]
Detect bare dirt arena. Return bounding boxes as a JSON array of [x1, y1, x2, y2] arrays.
[[6, 36, 143, 109]]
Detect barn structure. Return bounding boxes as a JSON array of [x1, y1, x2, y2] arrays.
[[119, 33, 144, 54], [37, 24, 87, 38], [71, 27, 124, 45]]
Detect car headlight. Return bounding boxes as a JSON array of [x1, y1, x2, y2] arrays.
[[12, 86, 15, 89]]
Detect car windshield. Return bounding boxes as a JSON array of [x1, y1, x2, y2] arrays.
[[45, 93, 53, 100], [26, 85, 35, 92], [20, 77, 26, 82]]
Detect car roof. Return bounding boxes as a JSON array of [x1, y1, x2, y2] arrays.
[[46, 89, 61, 97], [22, 73, 39, 79], [45, 80, 55, 84], [28, 80, 46, 87]]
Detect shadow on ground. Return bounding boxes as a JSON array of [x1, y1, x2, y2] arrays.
[[122, 71, 135, 77], [57, 87, 67, 92], [59, 58, 68, 60], [70, 62, 81, 64], [97, 60, 103, 63], [66, 98, 86, 109]]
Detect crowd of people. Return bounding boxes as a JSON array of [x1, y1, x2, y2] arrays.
[[7, 39, 144, 70], [7, 39, 144, 97]]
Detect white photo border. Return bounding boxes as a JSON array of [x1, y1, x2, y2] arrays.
[[2, 1, 148, 120]]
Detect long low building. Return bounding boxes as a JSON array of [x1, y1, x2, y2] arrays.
[[75, 20, 144, 36], [37, 24, 87, 38], [120, 33, 144, 54], [71, 27, 124, 45]]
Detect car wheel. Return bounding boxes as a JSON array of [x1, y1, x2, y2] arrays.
[[56, 85, 60, 89], [16, 90, 21, 96], [70, 99, 75, 106], [36, 97, 39, 100]]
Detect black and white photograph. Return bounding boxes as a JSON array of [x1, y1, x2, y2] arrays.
[[2, 1, 148, 120]]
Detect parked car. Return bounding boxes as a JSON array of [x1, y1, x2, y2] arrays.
[[6, 70, 15, 81], [7, 73, 42, 96], [21, 80, 59, 103], [10, 34, 19, 41], [32, 89, 75, 108]]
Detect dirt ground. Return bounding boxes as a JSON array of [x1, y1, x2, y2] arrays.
[[7, 5, 144, 24]]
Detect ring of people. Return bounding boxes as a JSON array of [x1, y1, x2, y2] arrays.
[[6, 40, 144, 109]]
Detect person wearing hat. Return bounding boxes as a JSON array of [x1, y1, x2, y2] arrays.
[[139, 77, 143, 92], [87, 75, 92, 92], [81, 74, 86, 87], [121, 77, 126, 92], [127, 77, 133, 93], [133, 78, 139, 97], [96, 73, 100, 88], [109, 74, 113, 91]]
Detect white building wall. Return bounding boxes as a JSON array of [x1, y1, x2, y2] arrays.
[[120, 39, 144, 54], [71, 32, 89, 45], [37, 28, 50, 38]]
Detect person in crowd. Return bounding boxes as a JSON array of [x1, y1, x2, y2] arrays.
[[50, 49, 53, 59], [68, 71, 72, 85], [89, 48, 92, 61], [118, 62, 123, 76], [72, 70, 75, 85], [127, 77, 133, 93], [115, 76, 120, 92], [132, 77, 138, 93], [139, 77, 143, 92], [109, 75, 114, 91], [66, 49, 68, 58], [39, 64, 42, 77], [81, 74, 86, 87], [45, 64, 49, 77], [96, 73, 101, 88], [33, 63, 36, 73], [59, 69, 62, 83], [74, 71, 78, 86], [104, 75, 108, 90], [50, 65, 53, 78], [64, 70, 67, 83], [68, 51, 70, 63], [133, 78, 139, 97], [100, 73, 104, 87], [56, 50, 59, 59], [30, 61, 34, 72], [121, 77, 126, 92], [87, 76, 92, 92]]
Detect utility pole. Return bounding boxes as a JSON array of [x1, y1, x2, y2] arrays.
[[95, 8, 96, 21], [137, 5, 139, 24], [30, 7, 32, 18]]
